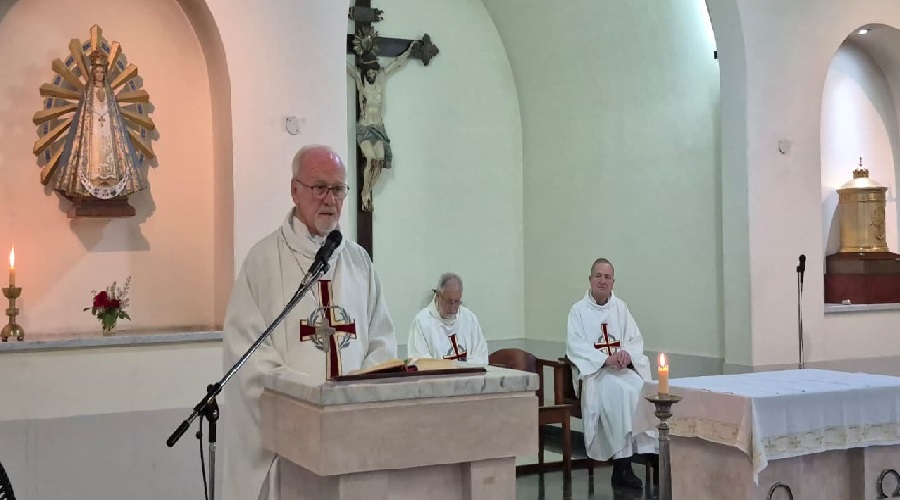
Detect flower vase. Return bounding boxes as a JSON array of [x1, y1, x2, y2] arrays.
[[103, 322, 117, 336]]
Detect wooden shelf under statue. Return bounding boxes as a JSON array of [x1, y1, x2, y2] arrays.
[[825, 160, 900, 304], [31, 24, 156, 218]]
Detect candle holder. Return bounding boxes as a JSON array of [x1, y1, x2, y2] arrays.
[[0, 286, 24, 342], [644, 393, 682, 500]]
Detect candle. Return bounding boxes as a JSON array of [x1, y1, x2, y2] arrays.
[[8, 247, 14, 287], [658, 352, 669, 395]]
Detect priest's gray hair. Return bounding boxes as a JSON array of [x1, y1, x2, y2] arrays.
[[434, 272, 463, 293], [590, 258, 615, 275], [291, 144, 341, 178]]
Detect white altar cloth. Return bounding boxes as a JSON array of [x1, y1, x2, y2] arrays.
[[635, 369, 900, 481]]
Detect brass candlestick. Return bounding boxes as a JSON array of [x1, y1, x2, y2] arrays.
[[0, 286, 24, 341], [644, 393, 682, 500]]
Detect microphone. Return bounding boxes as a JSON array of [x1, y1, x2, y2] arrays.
[[307, 230, 342, 279], [796, 254, 806, 288]]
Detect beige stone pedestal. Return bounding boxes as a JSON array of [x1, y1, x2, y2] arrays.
[[259, 367, 538, 500]]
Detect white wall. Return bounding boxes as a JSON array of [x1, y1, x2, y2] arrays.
[[707, 0, 900, 366], [482, 0, 723, 360], [821, 42, 898, 255], [0, 341, 223, 500], [0, 343, 223, 422], [346, 0, 525, 343], [210, 0, 350, 267], [704, 0, 754, 368]]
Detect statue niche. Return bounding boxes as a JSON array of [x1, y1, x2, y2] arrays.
[[32, 24, 156, 218], [824, 160, 900, 304]]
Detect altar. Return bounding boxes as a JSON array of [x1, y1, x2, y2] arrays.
[[259, 365, 538, 500], [636, 369, 900, 499]]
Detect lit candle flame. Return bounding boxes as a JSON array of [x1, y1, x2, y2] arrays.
[[8, 247, 13, 269], [657, 352, 670, 395]]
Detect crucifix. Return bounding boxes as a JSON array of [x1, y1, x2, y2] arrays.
[[347, 2, 439, 259]]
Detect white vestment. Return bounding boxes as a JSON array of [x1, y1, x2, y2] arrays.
[[567, 291, 658, 461], [407, 301, 489, 365], [222, 210, 397, 500]]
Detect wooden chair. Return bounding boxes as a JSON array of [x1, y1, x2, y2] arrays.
[[555, 356, 600, 479], [488, 348, 572, 480], [556, 356, 652, 486]]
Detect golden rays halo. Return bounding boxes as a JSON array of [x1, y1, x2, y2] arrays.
[[32, 24, 155, 186]]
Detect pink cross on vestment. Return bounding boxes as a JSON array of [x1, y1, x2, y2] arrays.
[[299, 280, 357, 379], [443, 334, 467, 361], [593, 323, 620, 356]]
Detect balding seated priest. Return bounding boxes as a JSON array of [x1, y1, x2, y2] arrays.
[[407, 272, 489, 365], [567, 257, 659, 490]]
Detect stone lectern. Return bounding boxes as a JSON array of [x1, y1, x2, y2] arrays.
[[259, 366, 538, 500]]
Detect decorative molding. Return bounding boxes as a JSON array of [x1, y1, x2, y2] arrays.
[[825, 303, 900, 314], [0, 330, 221, 353]]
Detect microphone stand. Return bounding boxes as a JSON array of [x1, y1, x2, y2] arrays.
[[796, 262, 805, 369], [166, 262, 330, 499]]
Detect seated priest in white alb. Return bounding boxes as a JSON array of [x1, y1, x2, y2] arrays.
[[221, 145, 397, 500], [407, 272, 489, 365], [567, 257, 659, 491]]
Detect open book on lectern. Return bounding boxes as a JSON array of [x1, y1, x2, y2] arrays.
[[332, 357, 486, 381]]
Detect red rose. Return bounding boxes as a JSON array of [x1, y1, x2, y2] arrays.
[[93, 291, 110, 308], [110, 299, 121, 309]]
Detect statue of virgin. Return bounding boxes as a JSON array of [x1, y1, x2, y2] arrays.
[[51, 50, 147, 201]]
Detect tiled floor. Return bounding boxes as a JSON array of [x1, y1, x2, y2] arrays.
[[516, 431, 657, 500], [515, 466, 656, 500]]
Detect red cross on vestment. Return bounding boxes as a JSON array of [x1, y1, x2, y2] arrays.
[[299, 280, 357, 379], [443, 334, 468, 361], [593, 323, 620, 356]]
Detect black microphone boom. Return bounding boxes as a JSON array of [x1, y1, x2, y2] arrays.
[[796, 253, 806, 369], [308, 230, 342, 278]]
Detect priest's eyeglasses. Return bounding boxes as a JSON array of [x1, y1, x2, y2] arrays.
[[294, 179, 350, 200], [437, 293, 463, 307]]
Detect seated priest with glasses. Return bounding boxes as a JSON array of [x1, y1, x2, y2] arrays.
[[567, 258, 659, 491], [407, 272, 489, 365]]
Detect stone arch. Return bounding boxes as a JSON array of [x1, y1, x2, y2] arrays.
[[176, 0, 235, 324], [821, 24, 900, 257]]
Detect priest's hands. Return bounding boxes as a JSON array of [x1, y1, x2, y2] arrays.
[[604, 350, 632, 370]]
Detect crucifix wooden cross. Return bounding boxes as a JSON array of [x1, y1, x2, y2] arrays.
[[347, 1, 439, 259]]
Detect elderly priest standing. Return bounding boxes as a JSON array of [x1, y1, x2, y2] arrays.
[[567, 257, 659, 491], [407, 272, 489, 365], [221, 145, 397, 500]]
